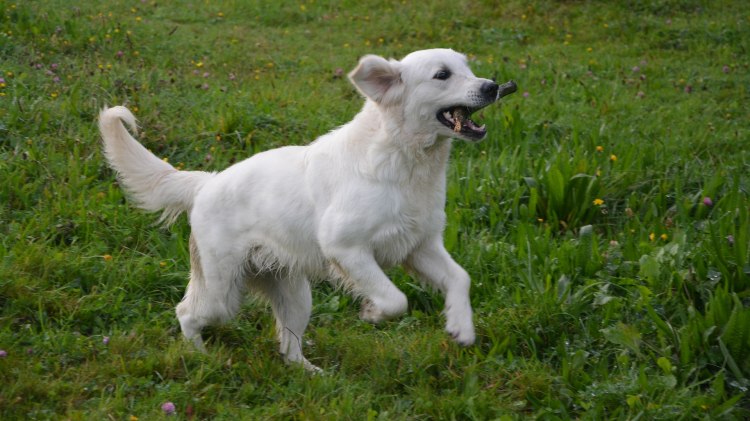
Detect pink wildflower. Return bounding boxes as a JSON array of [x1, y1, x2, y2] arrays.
[[161, 402, 176, 415]]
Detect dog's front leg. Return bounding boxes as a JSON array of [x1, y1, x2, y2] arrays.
[[326, 247, 408, 323], [405, 236, 476, 346]]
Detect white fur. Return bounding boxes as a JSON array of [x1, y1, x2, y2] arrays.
[[99, 49, 501, 372]]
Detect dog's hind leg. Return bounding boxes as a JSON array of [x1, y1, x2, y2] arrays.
[[254, 273, 319, 372], [176, 234, 246, 351], [176, 280, 208, 352]]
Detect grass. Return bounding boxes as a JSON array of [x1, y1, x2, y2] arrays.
[[1, 0, 749, 418]]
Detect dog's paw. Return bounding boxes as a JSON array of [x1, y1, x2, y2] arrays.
[[446, 319, 475, 346], [359, 298, 387, 324], [284, 355, 323, 374], [301, 358, 324, 374], [185, 334, 208, 353], [446, 327, 476, 346], [444, 299, 475, 346], [359, 292, 408, 323]]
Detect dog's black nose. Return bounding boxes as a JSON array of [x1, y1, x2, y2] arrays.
[[481, 81, 499, 100]]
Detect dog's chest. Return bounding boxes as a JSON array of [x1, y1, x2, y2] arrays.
[[367, 182, 444, 266]]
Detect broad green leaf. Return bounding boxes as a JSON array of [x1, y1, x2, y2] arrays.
[[601, 323, 643, 356]]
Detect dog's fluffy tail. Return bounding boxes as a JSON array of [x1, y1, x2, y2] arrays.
[[99, 106, 214, 225]]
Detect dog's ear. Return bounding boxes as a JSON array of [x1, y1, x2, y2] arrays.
[[348, 55, 403, 106]]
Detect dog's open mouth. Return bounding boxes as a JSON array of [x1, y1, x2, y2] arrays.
[[437, 106, 488, 140], [437, 80, 517, 140]]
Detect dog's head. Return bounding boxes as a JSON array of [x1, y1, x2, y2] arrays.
[[349, 48, 516, 142]]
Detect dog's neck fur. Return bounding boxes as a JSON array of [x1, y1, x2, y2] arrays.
[[345, 100, 453, 184]]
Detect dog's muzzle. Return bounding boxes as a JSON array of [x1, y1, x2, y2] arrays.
[[481, 81, 500, 101]]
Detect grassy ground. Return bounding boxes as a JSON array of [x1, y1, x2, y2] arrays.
[[1, 0, 749, 419]]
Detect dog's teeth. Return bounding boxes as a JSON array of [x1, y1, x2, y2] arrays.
[[443, 111, 453, 122]]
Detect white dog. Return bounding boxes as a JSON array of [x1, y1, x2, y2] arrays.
[[99, 48, 516, 371]]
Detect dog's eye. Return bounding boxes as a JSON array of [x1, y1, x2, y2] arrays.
[[433, 70, 451, 81]]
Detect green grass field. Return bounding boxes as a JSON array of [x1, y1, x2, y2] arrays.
[[2, 0, 749, 419]]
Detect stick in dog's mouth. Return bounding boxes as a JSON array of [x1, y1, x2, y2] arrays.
[[496, 80, 518, 100], [453, 108, 466, 132], [439, 107, 477, 134]]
